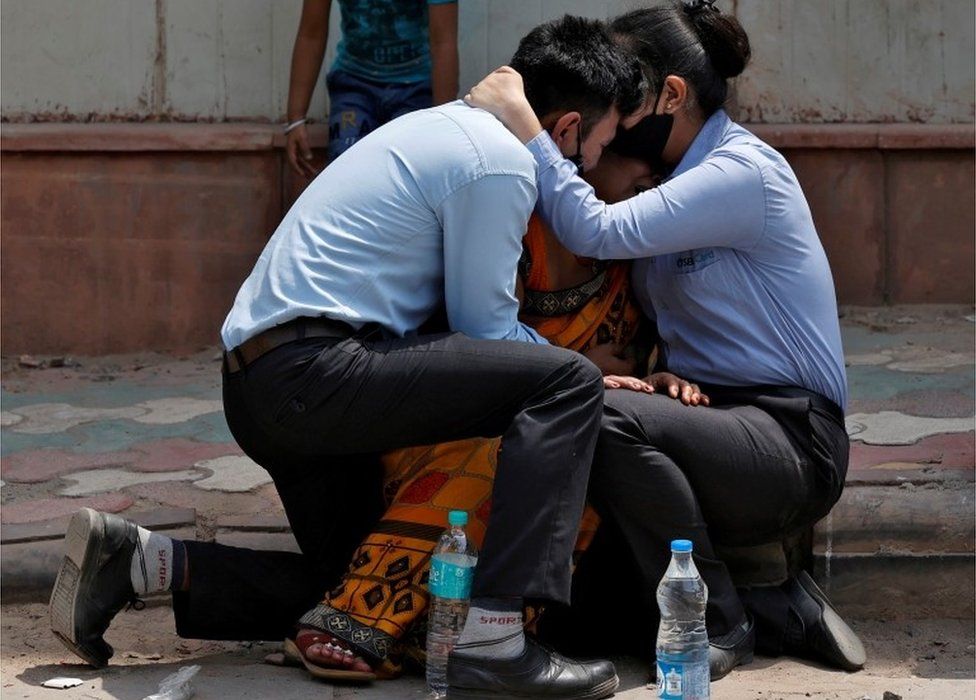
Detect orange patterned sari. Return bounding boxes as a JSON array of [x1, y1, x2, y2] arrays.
[[313, 215, 645, 675]]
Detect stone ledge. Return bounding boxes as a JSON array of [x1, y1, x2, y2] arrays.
[[0, 123, 330, 152], [813, 483, 975, 554], [846, 466, 975, 487], [214, 514, 291, 532], [214, 531, 300, 553], [1, 122, 971, 152], [0, 526, 196, 604], [0, 507, 197, 545], [747, 123, 975, 149], [813, 552, 975, 620]]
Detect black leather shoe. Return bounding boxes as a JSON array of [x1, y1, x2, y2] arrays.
[[709, 614, 755, 681], [49, 508, 142, 667], [784, 570, 866, 671], [446, 639, 618, 699]]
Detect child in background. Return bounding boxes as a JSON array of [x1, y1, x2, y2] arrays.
[[284, 0, 458, 177]]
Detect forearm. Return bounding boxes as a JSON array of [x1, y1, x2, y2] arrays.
[[428, 2, 458, 105], [441, 174, 544, 343], [430, 43, 459, 105], [287, 34, 328, 120], [502, 102, 543, 144]]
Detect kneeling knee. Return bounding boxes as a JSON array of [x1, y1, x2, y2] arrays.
[[568, 353, 604, 395]]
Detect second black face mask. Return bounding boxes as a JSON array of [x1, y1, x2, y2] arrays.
[[608, 111, 674, 169]]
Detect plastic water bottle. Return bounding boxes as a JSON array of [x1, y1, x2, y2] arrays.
[[655, 539, 710, 699], [426, 510, 478, 698]]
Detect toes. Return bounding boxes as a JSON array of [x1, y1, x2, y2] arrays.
[[304, 641, 359, 667], [298, 634, 373, 673], [350, 657, 372, 673], [304, 642, 327, 662]]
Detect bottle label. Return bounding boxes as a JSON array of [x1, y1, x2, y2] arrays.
[[656, 653, 709, 699], [429, 555, 473, 599]]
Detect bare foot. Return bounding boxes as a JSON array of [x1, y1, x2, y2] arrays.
[[296, 629, 373, 674]]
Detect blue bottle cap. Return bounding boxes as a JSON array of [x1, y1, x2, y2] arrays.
[[671, 539, 693, 553], [448, 510, 468, 527]]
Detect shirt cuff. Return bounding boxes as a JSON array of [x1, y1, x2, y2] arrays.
[[526, 131, 564, 173]]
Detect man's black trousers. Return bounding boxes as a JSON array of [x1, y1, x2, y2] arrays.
[[173, 329, 604, 640]]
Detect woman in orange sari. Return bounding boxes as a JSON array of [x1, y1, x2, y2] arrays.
[[289, 152, 661, 678]]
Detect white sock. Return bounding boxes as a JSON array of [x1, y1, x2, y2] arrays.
[[454, 604, 526, 660], [129, 526, 173, 594]]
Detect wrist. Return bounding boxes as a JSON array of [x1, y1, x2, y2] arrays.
[[507, 107, 544, 145], [284, 117, 307, 134]]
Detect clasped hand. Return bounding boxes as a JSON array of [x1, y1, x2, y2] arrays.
[[604, 372, 709, 406], [583, 344, 708, 406]]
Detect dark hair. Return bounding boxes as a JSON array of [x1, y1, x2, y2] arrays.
[[611, 1, 751, 116], [511, 15, 645, 136]]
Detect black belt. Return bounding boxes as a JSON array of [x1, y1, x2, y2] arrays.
[[224, 317, 355, 373], [700, 383, 845, 426]]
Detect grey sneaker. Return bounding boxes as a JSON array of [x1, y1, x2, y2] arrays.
[[49, 508, 142, 667]]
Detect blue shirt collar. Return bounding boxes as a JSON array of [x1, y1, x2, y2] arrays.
[[668, 109, 732, 179]]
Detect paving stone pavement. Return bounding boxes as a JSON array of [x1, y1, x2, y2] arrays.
[[0, 306, 973, 688], [1, 603, 973, 699], [1, 306, 972, 585]]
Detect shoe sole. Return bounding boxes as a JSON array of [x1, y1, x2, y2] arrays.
[[447, 673, 619, 699], [49, 508, 107, 668], [798, 571, 866, 671]]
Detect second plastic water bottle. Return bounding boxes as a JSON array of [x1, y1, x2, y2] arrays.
[[425, 510, 478, 698], [656, 539, 709, 699]]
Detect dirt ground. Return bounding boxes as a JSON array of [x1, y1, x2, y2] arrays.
[[1, 603, 972, 699]]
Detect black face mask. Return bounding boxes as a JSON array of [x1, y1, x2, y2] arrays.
[[608, 88, 674, 169]]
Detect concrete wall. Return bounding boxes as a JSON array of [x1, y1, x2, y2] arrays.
[[3, 0, 974, 124], [2, 121, 972, 355], [2, 1, 973, 354]]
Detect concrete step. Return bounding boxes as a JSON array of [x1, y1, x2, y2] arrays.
[[812, 461, 975, 619], [0, 508, 197, 603], [5, 466, 973, 620]]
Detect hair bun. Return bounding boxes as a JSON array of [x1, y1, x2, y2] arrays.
[[682, 0, 751, 79]]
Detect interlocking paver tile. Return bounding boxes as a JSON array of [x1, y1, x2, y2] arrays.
[[129, 438, 243, 473], [1, 493, 134, 524], [1, 448, 142, 483], [6, 403, 145, 434], [58, 467, 203, 497], [132, 398, 223, 425], [849, 432, 975, 471], [847, 411, 976, 445], [0, 412, 23, 427], [192, 455, 272, 492]]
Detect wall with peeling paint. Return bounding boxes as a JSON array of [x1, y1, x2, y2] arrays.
[[2, 0, 973, 123]]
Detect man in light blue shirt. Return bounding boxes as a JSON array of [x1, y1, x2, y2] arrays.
[[222, 99, 548, 349], [220, 16, 641, 699], [51, 19, 643, 696]]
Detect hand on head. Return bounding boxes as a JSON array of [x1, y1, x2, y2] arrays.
[[464, 67, 524, 116], [465, 67, 542, 144]]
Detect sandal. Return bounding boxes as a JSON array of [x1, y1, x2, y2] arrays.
[[283, 629, 377, 682]]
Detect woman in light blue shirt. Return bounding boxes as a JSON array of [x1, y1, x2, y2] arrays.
[[467, 0, 865, 684]]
